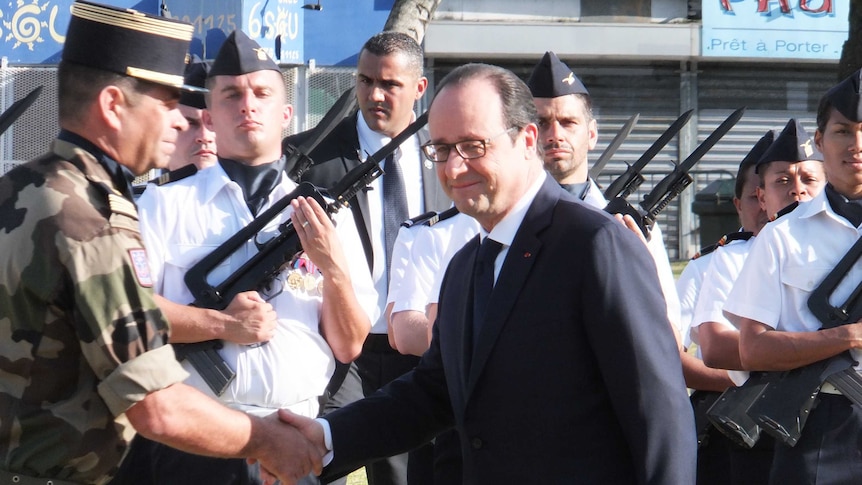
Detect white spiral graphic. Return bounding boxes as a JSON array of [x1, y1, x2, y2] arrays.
[[11, 4, 41, 44]]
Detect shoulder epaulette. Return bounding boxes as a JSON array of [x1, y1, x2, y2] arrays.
[[149, 164, 198, 186], [720, 230, 754, 245], [400, 206, 460, 228], [401, 210, 437, 228], [692, 242, 719, 260], [770, 201, 799, 222], [693, 230, 754, 259], [423, 206, 460, 226]]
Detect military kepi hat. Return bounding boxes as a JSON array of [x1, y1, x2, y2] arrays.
[[820, 69, 862, 122], [209, 30, 280, 77], [179, 56, 210, 109], [526, 51, 589, 98], [62, 0, 201, 92], [755, 119, 822, 173]]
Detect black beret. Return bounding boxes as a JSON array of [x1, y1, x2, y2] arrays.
[[755, 119, 822, 173], [179, 56, 210, 109], [62, 0, 201, 93], [820, 69, 862, 122], [209, 30, 280, 77], [526, 51, 589, 98], [740, 129, 779, 171]]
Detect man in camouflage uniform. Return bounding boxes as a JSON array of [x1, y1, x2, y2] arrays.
[[0, 2, 320, 484]]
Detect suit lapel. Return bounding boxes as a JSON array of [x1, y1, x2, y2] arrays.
[[465, 177, 560, 397], [452, 235, 481, 402]]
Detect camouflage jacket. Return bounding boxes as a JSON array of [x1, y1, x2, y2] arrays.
[[0, 138, 188, 484]]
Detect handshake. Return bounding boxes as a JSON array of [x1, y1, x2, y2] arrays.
[[249, 409, 329, 485]]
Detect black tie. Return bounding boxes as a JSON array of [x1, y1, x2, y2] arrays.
[[825, 183, 862, 227], [383, 152, 408, 273], [472, 237, 503, 349]]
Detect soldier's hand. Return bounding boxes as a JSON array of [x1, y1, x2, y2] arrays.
[[291, 196, 348, 276], [221, 291, 277, 344], [614, 213, 648, 246]]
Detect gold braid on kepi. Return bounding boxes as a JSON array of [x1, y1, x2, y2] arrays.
[[62, 0, 203, 93]]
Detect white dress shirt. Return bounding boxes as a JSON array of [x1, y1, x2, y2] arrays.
[[137, 164, 379, 416]]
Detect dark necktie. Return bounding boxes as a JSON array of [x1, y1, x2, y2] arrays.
[[383, 152, 408, 273], [472, 237, 503, 350], [825, 183, 862, 227]]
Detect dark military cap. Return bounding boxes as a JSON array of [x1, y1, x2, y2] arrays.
[[179, 56, 210, 109], [755, 119, 822, 173], [209, 30, 280, 77], [526, 51, 589, 98], [62, 0, 201, 92], [820, 69, 862, 122], [740, 129, 779, 171]]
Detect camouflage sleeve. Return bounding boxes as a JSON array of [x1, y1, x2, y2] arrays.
[[98, 344, 189, 415], [57, 188, 185, 415]]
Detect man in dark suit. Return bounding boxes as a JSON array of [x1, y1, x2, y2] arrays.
[[283, 32, 449, 485], [276, 62, 696, 484]]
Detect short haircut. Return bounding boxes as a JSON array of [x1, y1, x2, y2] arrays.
[[573, 93, 594, 121], [735, 163, 756, 198], [432, 63, 538, 142], [360, 31, 424, 78], [815, 95, 835, 133], [57, 61, 148, 123]]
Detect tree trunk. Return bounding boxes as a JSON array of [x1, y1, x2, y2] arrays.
[[838, 0, 862, 80], [383, 0, 444, 44]]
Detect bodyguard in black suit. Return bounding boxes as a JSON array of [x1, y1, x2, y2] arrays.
[[278, 63, 696, 484], [284, 32, 449, 485]]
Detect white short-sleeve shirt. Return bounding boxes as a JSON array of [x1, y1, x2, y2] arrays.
[[676, 253, 714, 349], [137, 164, 379, 415], [396, 212, 480, 310], [693, 237, 755, 332], [724, 190, 862, 369]]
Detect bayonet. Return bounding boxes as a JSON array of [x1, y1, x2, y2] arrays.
[[0, 86, 42, 138], [588, 112, 639, 180], [605, 107, 745, 239], [603, 109, 694, 200]]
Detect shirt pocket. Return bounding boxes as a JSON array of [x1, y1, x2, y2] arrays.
[[780, 265, 831, 293], [163, 244, 232, 304]]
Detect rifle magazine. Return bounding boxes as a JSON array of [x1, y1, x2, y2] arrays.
[[174, 342, 236, 397], [706, 380, 767, 449], [826, 367, 862, 407]]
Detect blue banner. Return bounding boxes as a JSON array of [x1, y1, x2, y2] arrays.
[[0, 0, 302, 65], [702, 0, 849, 60], [169, 0, 303, 63], [0, 0, 157, 64]]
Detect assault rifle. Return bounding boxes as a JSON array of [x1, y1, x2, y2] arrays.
[[178, 112, 429, 396], [602, 110, 692, 201], [743, 236, 862, 446], [605, 107, 745, 239]]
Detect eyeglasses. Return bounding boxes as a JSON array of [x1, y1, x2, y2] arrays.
[[421, 127, 518, 163]]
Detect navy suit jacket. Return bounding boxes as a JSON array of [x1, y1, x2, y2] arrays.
[[323, 176, 697, 484], [284, 112, 450, 271]]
